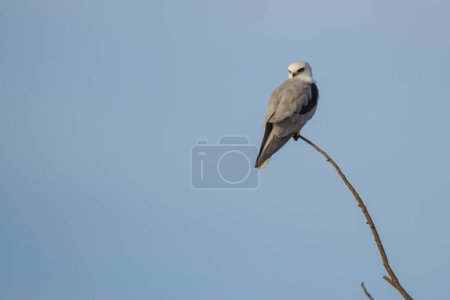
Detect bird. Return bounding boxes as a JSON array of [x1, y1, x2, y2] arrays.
[[255, 61, 319, 169]]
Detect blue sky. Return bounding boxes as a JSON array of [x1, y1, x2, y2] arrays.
[[1, 0, 450, 299]]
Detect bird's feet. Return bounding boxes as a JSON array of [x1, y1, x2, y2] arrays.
[[293, 132, 300, 141]]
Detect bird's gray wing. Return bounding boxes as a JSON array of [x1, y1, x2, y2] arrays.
[[264, 85, 284, 123], [256, 81, 310, 169], [269, 81, 309, 124]]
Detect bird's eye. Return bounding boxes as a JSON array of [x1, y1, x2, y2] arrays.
[[298, 67, 305, 73]]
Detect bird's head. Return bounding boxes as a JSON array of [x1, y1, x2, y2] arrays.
[[287, 61, 315, 83]]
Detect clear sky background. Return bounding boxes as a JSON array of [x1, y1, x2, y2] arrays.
[[1, 0, 450, 299]]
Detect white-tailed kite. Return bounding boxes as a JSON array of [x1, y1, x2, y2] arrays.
[[255, 61, 319, 169]]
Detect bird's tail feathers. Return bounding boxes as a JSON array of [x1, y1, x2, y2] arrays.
[[256, 158, 270, 169], [255, 132, 291, 169]]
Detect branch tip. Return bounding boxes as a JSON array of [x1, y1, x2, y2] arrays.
[[361, 282, 375, 300]]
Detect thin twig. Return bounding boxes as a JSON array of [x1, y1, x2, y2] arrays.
[[298, 135, 413, 300], [361, 282, 375, 300]]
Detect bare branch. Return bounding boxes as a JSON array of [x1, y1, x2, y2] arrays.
[[298, 135, 413, 300], [361, 282, 375, 300]]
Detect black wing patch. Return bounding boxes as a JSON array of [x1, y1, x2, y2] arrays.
[[299, 83, 319, 115]]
